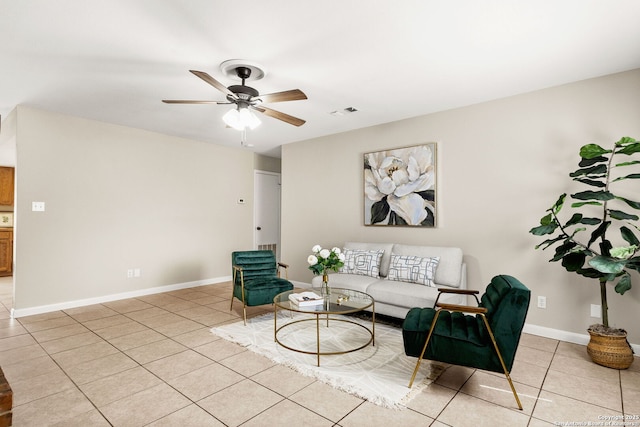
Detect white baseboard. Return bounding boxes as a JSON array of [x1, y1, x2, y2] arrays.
[[524, 323, 639, 356], [10, 276, 232, 319]]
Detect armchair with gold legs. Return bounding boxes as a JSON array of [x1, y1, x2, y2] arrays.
[[231, 250, 294, 325], [402, 274, 531, 410]]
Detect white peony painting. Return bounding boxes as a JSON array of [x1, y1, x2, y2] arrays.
[[364, 143, 436, 227]]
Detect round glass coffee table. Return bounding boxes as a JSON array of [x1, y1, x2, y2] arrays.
[[273, 288, 375, 367]]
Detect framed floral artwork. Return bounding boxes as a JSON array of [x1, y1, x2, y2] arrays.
[[364, 143, 436, 227]]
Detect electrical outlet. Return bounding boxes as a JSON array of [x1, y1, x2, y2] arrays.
[[32, 201, 45, 212], [134, 268, 141, 278], [537, 296, 547, 309], [127, 269, 134, 278], [591, 304, 601, 318]]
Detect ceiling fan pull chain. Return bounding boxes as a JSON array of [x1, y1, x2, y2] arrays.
[[241, 129, 247, 146]]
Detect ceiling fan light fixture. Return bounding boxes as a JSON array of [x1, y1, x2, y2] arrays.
[[223, 107, 261, 131]]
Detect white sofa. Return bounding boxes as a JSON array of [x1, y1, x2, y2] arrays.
[[310, 242, 467, 319]]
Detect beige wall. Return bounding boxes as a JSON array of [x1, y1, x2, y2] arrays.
[[281, 69, 640, 345], [14, 106, 254, 311], [253, 153, 281, 174]]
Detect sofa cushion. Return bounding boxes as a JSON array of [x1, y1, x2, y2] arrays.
[[387, 254, 440, 286], [392, 244, 463, 287], [340, 248, 384, 278], [344, 242, 394, 277], [366, 279, 440, 309]]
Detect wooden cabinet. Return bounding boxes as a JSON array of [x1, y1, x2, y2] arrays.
[[0, 230, 12, 276], [0, 168, 14, 206]]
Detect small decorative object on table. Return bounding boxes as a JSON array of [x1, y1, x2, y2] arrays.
[[307, 245, 346, 301], [288, 291, 324, 307]]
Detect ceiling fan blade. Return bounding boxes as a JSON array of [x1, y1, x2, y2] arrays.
[[257, 89, 307, 104], [162, 100, 228, 104], [189, 70, 237, 99], [252, 106, 306, 127]]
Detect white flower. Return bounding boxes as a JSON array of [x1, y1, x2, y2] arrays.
[[338, 253, 346, 262], [307, 255, 318, 265], [387, 193, 428, 225], [312, 244, 322, 253], [331, 247, 341, 254], [319, 249, 330, 259], [364, 145, 435, 224]]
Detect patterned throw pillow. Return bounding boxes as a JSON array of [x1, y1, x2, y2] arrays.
[[387, 254, 440, 286], [340, 249, 384, 278]]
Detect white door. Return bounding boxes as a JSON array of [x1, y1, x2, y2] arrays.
[[254, 171, 281, 259]]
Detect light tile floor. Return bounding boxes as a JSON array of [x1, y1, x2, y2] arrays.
[[0, 276, 638, 426]]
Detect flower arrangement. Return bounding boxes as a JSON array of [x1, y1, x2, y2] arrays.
[[307, 245, 345, 276]]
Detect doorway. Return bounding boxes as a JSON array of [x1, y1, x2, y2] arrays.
[[254, 171, 281, 260]]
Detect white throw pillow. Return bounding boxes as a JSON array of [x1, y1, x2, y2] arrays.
[[387, 254, 440, 286], [340, 249, 384, 278]]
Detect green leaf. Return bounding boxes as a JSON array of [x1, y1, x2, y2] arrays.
[[600, 239, 613, 257], [615, 160, 640, 167], [617, 196, 640, 210], [588, 255, 625, 274], [621, 226, 640, 246], [563, 213, 582, 227], [577, 267, 606, 279], [616, 136, 637, 146], [625, 256, 640, 271], [569, 227, 587, 239], [370, 199, 390, 224], [571, 201, 603, 208], [561, 252, 586, 271], [534, 235, 565, 250], [551, 194, 566, 215], [540, 213, 553, 226], [613, 173, 640, 182], [587, 221, 610, 247], [614, 274, 632, 295], [552, 241, 578, 261], [579, 156, 607, 167], [609, 210, 639, 221], [569, 164, 607, 178], [580, 144, 611, 159], [610, 245, 638, 260], [572, 190, 615, 201], [580, 217, 602, 225], [575, 178, 606, 188], [617, 142, 640, 155], [530, 224, 557, 236]]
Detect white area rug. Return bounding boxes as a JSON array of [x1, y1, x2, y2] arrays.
[[210, 312, 444, 408]]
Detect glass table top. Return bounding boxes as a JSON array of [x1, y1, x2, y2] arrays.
[[274, 288, 374, 315]]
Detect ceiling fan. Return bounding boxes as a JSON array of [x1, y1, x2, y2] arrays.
[[163, 61, 307, 129]]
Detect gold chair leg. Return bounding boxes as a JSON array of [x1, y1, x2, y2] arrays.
[[230, 269, 237, 311], [408, 310, 441, 388], [480, 315, 523, 410]]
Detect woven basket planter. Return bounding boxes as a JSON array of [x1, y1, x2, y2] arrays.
[[587, 328, 634, 370]]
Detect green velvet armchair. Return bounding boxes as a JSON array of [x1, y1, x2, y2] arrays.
[[402, 275, 531, 409], [231, 250, 294, 324]]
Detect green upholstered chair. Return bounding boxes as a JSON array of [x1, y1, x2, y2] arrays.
[[402, 275, 530, 409], [231, 250, 294, 324]]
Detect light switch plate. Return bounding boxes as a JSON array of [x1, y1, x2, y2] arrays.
[[32, 201, 45, 212]]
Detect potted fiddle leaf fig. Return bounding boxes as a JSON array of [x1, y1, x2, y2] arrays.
[[530, 136, 639, 369]]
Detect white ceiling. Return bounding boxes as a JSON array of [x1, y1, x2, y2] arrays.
[[2, 1, 640, 158]]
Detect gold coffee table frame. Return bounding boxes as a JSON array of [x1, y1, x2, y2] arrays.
[[273, 288, 375, 367]]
